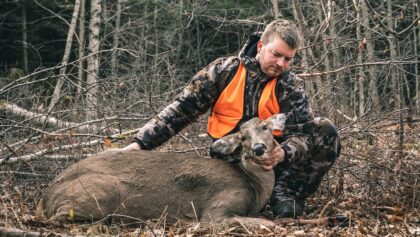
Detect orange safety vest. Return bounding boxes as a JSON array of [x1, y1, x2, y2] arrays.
[[207, 63, 282, 138]]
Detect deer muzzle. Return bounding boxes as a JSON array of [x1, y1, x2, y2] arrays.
[[252, 143, 267, 156]]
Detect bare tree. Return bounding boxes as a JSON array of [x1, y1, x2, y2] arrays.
[[111, 0, 122, 79], [292, 0, 316, 99], [77, 0, 86, 97], [271, 0, 280, 19], [414, 0, 419, 113], [353, 0, 365, 116], [47, 0, 81, 113], [21, 0, 28, 73], [361, 0, 379, 113], [86, 0, 102, 120]]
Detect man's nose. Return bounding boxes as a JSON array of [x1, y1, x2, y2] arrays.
[[276, 57, 287, 67]]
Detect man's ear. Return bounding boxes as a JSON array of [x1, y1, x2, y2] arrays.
[[257, 40, 263, 53], [210, 133, 242, 157]]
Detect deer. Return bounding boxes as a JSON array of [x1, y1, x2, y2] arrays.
[[40, 115, 284, 226]]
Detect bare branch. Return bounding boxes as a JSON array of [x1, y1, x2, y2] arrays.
[[364, 0, 420, 36], [298, 60, 419, 77], [0, 128, 139, 165], [0, 101, 113, 133]]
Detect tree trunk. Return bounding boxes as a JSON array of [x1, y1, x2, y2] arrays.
[[326, 0, 348, 115], [111, 0, 122, 79], [21, 0, 28, 73], [153, 0, 160, 95], [292, 0, 316, 99], [414, 0, 419, 114], [47, 0, 81, 113], [387, 0, 398, 108], [353, 0, 365, 116], [271, 0, 280, 19], [316, 0, 333, 114], [86, 0, 102, 120], [77, 0, 85, 97], [175, 0, 184, 65], [361, 0, 379, 114], [386, 0, 404, 156]]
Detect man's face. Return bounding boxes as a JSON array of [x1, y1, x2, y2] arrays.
[[256, 36, 296, 78]]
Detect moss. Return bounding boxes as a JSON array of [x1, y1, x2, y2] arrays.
[[0, 100, 6, 109]]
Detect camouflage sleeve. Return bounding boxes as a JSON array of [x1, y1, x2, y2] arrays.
[[277, 73, 314, 163], [133, 57, 238, 150]]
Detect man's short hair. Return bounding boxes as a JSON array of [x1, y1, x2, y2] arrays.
[[261, 19, 301, 49]]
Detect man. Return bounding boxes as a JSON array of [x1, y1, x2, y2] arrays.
[[123, 19, 341, 218]]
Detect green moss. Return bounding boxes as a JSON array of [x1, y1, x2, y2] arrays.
[[0, 100, 6, 109]]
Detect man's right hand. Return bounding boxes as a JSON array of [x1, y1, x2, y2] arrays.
[[121, 142, 142, 151]]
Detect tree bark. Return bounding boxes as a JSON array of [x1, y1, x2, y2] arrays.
[[47, 0, 81, 113], [361, 0, 379, 113], [386, 0, 404, 156], [353, 0, 365, 116], [387, 0, 398, 105], [153, 0, 160, 95], [21, 0, 28, 73], [315, 0, 333, 114], [0, 101, 110, 133], [111, 0, 122, 79], [86, 0, 102, 120], [271, 0, 280, 19], [77, 0, 85, 96], [292, 0, 316, 99], [414, 0, 419, 114]]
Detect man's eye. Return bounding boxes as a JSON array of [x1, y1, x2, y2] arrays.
[[285, 57, 292, 61]]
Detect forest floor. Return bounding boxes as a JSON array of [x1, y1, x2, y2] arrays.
[[0, 118, 419, 237]]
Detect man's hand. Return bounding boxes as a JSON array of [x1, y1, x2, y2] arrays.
[[259, 141, 285, 171], [121, 142, 142, 151]]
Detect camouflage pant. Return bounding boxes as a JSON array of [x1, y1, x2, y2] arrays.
[[270, 117, 341, 205]]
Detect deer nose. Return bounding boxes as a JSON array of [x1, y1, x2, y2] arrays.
[[252, 143, 267, 156]]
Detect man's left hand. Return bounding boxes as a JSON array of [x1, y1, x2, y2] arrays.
[[259, 141, 285, 171]]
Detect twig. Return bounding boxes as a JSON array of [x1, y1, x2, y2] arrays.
[[178, 134, 201, 156], [318, 200, 335, 226], [153, 206, 168, 232], [79, 214, 158, 237], [0, 171, 50, 177], [2, 190, 24, 229], [297, 60, 419, 78], [335, 109, 355, 122], [191, 201, 199, 224], [233, 217, 252, 235], [0, 227, 45, 237], [2, 143, 19, 157]]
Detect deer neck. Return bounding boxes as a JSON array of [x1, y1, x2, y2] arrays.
[[238, 156, 275, 213]]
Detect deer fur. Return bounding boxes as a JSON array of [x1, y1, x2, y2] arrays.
[[41, 117, 278, 225]]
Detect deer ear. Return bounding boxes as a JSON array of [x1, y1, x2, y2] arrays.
[[210, 133, 242, 158], [267, 113, 286, 131]]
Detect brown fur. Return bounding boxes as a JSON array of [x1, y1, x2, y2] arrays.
[[42, 118, 276, 225]]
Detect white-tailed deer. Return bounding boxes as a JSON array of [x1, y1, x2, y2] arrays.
[[41, 116, 281, 225]]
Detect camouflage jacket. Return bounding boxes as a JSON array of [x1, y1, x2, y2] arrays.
[[134, 33, 315, 162]]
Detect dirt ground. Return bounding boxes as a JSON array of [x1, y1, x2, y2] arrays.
[[1, 119, 419, 236]]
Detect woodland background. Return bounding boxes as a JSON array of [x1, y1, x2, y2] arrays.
[[0, 0, 419, 236]]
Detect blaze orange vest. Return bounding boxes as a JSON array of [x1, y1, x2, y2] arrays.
[[207, 63, 282, 138]]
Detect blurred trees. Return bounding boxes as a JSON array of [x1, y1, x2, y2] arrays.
[[0, 0, 418, 159]]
